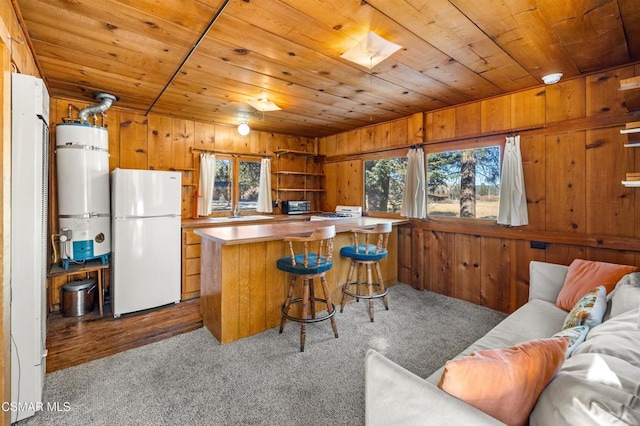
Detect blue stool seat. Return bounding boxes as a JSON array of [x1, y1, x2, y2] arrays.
[[340, 244, 388, 262], [277, 254, 333, 275], [278, 225, 338, 352]]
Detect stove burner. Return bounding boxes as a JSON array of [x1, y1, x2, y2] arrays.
[[318, 213, 351, 218]]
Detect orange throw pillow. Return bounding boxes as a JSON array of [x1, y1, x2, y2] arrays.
[[437, 338, 568, 426], [556, 259, 637, 311]]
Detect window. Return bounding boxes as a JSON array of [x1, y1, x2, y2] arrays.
[[364, 157, 407, 213], [211, 158, 233, 212], [238, 160, 261, 211], [426, 146, 500, 219], [210, 157, 263, 212]]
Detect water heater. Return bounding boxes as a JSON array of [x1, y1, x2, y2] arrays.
[[56, 121, 111, 269]]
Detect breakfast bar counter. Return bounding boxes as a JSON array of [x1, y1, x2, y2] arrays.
[[195, 217, 406, 344]]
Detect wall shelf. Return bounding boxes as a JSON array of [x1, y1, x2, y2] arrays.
[[274, 149, 325, 204], [620, 76, 640, 113], [621, 79, 640, 187]]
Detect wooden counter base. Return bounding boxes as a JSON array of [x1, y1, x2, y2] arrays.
[[196, 218, 401, 344]]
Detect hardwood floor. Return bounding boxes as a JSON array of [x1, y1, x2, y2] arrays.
[[46, 298, 203, 373]]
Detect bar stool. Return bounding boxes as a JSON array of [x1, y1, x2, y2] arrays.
[[340, 223, 392, 322], [277, 225, 339, 352]]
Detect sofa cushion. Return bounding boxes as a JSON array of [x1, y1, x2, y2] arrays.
[[438, 338, 568, 426], [530, 308, 640, 425], [552, 325, 588, 358], [364, 349, 504, 426], [556, 259, 636, 311], [573, 308, 640, 364], [609, 272, 640, 319], [529, 261, 568, 303], [530, 353, 640, 425], [562, 285, 606, 329], [427, 299, 567, 384]]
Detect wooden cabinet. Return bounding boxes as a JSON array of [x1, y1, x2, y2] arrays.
[[181, 228, 201, 300], [273, 149, 324, 211]]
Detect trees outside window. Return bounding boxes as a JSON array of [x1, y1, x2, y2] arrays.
[[427, 146, 500, 219], [210, 157, 262, 212], [364, 157, 407, 213], [211, 158, 233, 211], [238, 160, 260, 210]]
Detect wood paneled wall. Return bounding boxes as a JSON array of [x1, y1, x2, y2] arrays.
[[47, 99, 315, 310], [319, 63, 640, 314], [48, 98, 316, 230], [319, 113, 423, 211], [0, 38, 11, 426], [0, 1, 39, 78]]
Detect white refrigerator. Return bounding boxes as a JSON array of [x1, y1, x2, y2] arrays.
[[111, 168, 182, 317], [11, 73, 49, 422]]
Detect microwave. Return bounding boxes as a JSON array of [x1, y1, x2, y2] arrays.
[[281, 200, 310, 215]]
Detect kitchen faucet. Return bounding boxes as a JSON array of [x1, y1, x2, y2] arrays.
[[233, 205, 240, 217]]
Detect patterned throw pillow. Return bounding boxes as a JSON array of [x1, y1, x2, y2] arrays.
[[562, 286, 607, 330], [552, 325, 589, 358]]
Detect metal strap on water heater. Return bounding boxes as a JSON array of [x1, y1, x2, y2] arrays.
[[59, 213, 111, 219], [55, 144, 109, 153]]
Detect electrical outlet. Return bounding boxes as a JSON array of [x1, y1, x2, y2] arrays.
[[530, 241, 547, 249]]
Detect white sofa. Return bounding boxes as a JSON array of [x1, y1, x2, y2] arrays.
[[365, 261, 640, 425]]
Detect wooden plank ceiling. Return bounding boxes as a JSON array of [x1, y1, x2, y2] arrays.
[[15, 0, 640, 137]]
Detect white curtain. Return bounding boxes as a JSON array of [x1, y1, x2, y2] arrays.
[[198, 153, 216, 216], [497, 135, 528, 226], [256, 157, 273, 213], [400, 147, 427, 218]]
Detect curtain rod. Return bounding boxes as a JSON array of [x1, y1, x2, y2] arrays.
[[190, 147, 273, 158]]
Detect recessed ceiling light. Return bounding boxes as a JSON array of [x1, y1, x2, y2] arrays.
[[340, 31, 402, 69], [542, 73, 563, 85]]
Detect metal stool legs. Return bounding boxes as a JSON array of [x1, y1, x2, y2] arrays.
[[340, 259, 389, 322], [279, 274, 338, 352]]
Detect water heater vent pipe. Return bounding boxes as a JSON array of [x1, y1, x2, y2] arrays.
[[78, 92, 118, 123]]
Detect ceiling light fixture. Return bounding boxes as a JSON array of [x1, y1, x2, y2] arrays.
[[237, 121, 250, 136], [542, 73, 563, 85], [340, 31, 402, 69], [238, 97, 281, 135], [247, 98, 281, 112]]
